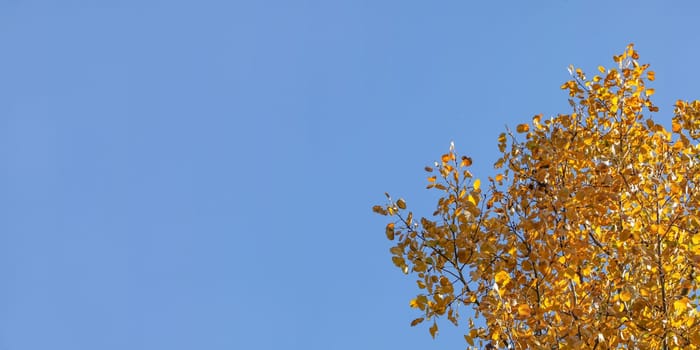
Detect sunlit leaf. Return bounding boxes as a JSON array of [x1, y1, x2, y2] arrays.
[[516, 304, 531, 317], [673, 299, 687, 314], [494, 271, 510, 286]]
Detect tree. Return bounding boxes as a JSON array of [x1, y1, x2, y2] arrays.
[[374, 44, 700, 349]]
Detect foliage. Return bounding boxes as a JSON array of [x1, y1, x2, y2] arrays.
[[374, 44, 700, 349]]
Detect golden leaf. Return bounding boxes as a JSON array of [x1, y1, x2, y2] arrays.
[[517, 303, 531, 317], [461, 156, 473, 167], [396, 198, 406, 209], [372, 205, 387, 215], [429, 322, 438, 339], [494, 271, 510, 286], [516, 124, 530, 133], [692, 234, 700, 245], [385, 223, 395, 240], [673, 299, 687, 314], [672, 120, 682, 133], [464, 334, 474, 346], [619, 290, 632, 302]]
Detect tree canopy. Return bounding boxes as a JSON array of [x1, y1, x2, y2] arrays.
[[374, 44, 700, 349]]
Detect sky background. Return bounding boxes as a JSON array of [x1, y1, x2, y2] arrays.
[[1, 1, 700, 349]]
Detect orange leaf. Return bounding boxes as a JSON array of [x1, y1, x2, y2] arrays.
[[516, 124, 529, 133], [461, 156, 473, 167], [517, 304, 531, 317], [672, 120, 682, 133]]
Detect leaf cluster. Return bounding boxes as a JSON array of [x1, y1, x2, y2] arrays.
[[375, 44, 700, 349]]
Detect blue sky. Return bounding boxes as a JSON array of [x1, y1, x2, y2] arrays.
[[1, 1, 699, 349]]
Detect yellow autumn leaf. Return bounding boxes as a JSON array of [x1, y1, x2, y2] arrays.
[[619, 290, 632, 302], [673, 299, 688, 314], [517, 303, 531, 317], [516, 124, 530, 133], [610, 95, 619, 113], [473, 179, 481, 191], [672, 120, 682, 133], [494, 271, 510, 286]]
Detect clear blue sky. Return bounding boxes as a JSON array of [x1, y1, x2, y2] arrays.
[[1, 1, 699, 349]]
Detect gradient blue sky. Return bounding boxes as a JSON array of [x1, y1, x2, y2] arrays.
[[2, 1, 699, 349]]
